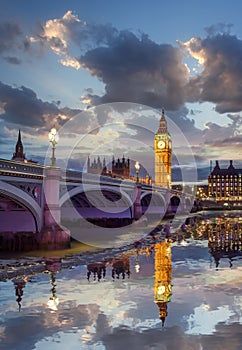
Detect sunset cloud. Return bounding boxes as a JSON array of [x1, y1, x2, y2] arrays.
[[183, 33, 242, 113], [0, 82, 85, 132], [80, 31, 189, 110], [0, 9, 242, 173], [31, 11, 118, 69], [34, 12, 242, 115]]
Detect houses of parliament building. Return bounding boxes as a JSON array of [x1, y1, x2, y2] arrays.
[[87, 108, 172, 189]]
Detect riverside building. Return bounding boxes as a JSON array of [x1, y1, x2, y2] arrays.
[[208, 160, 242, 200]]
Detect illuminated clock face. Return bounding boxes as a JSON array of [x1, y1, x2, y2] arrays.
[[157, 140, 165, 149], [157, 285, 166, 295]]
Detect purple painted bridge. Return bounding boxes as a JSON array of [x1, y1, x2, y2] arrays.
[[0, 158, 194, 249]]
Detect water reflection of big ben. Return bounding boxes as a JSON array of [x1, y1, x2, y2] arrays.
[[154, 241, 172, 326]]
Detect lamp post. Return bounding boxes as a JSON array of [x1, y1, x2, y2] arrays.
[[48, 128, 59, 166], [135, 161, 140, 183], [134, 161, 142, 220]]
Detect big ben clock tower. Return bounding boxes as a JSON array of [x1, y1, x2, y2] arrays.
[[154, 108, 172, 188], [154, 241, 172, 326]]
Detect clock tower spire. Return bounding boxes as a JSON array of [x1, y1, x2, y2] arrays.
[[154, 108, 172, 188]]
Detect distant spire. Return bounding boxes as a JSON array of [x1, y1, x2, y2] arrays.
[[18, 129, 21, 141], [228, 160, 234, 170], [12, 129, 25, 161], [17, 129, 22, 147], [215, 160, 220, 169]]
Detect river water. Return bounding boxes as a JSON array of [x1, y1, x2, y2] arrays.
[[0, 212, 242, 350]]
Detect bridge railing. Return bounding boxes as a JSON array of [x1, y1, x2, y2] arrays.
[[0, 159, 195, 199], [62, 170, 137, 189], [0, 158, 44, 177], [62, 170, 191, 195]]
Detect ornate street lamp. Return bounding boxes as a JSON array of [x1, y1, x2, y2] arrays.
[[48, 128, 59, 166], [135, 161, 140, 183]]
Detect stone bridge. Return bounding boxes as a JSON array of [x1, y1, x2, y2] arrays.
[[0, 159, 195, 248]]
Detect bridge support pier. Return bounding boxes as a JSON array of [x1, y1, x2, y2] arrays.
[[134, 183, 142, 220], [37, 167, 70, 250]]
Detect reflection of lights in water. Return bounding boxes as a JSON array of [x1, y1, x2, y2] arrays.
[[47, 296, 59, 311], [166, 246, 171, 254], [47, 272, 59, 311], [157, 285, 166, 295], [186, 304, 233, 335], [81, 332, 92, 343], [81, 326, 94, 344], [202, 304, 210, 311], [135, 251, 140, 273], [154, 241, 172, 326], [135, 263, 140, 273], [13, 277, 28, 312], [180, 239, 188, 246]]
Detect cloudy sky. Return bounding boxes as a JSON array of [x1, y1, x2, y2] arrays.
[[1, 0, 242, 180]]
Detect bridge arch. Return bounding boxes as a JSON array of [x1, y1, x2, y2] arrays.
[[60, 185, 133, 207], [60, 185, 134, 220], [170, 195, 181, 213], [0, 180, 42, 232], [140, 191, 167, 216]]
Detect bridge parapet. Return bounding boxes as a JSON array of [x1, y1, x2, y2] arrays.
[[61, 171, 138, 194], [0, 158, 44, 178], [62, 170, 135, 186]]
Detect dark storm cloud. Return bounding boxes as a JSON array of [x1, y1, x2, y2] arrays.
[[80, 31, 188, 110], [0, 82, 59, 127], [37, 12, 242, 116], [0, 20, 31, 61], [33, 11, 189, 109], [0, 81, 100, 136], [184, 33, 242, 113], [169, 107, 201, 135], [209, 135, 242, 147], [204, 23, 233, 36], [203, 113, 242, 144], [3, 56, 21, 64], [0, 21, 22, 52]]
